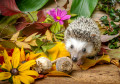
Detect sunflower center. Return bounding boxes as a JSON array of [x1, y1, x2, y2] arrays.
[[10, 68, 19, 75], [22, 60, 27, 64], [56, 16, 61, 20]]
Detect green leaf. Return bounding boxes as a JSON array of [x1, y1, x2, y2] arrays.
[[0, 14, 21, 38], [31, 46, 38, 51], [114, 16, 120, 22], [70, 0, 98, 18], [27, 11, 38, 22], [100, 16, 109, 25], [32, 34, 41, 40], [16, 0, 49, 12], [50, 22, 61, 34], [36, 39, 44, 47], [35, 48, 43, 53], [0, 41, 18, 49], [110, 21, 117, 28], [42, 43, 56, 52]]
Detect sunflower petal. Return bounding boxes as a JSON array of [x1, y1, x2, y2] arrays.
[[12, 48, 20, 68], [29, 53, 41, 60], [2, 50, 12, 71], [19, 75, 34, 84], [0, 72, 11, 80], [18, 60, 36, 71], [1, 63, 10, 71], [25, 53, 30, 61], [18, 75, 29, 84], [20, 46, 25, 62], [20, 70, 39, 76], [13, 76, 21, 84]]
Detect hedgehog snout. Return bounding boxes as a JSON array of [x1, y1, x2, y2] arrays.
[[72, 57, 77, 62]]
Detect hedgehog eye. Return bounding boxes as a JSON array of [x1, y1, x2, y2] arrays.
[[70, 45, 74, 49], [82, 48, 86, 53]]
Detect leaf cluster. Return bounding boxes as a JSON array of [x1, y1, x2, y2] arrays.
[[31, 39, 56, 53], [98, 0, 120, 22]]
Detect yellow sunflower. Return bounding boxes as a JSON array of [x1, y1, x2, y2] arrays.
[[0, 48, 39, 84]]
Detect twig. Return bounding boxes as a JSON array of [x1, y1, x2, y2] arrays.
[[28, 12, 35, 23], [54, 0, 59, 8]]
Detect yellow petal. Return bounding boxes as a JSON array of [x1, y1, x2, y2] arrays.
[[29, 53, 41, 60], [25, 53, 30, 61], [20, 70, 39, 76], [13, 76, 21, 84], [19, 75, 34, 84], [47, 42, 70, 61], [56, 42, 70, 58], [47, 45, 59, 61], [1, 63, 10, 71], [2, 50, 12, 71], [18, 60, 36, 71], [0, 72, 11, 80], [20, 46, 25, 62], [12, 48, 20, 68], [26, 52, 47, 61]]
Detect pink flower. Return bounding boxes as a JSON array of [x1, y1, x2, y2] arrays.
[[47, 8, 71, 25]]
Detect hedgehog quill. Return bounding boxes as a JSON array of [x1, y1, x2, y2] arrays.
[[64, 17, 101, 65]]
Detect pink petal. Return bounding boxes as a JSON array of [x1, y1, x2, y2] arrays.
[[47, 9, 57, 21], [59, 20, 64, 25], [61, 15, 71, 20], [60, 10, 67, 17], [57, 8, 62, 16], [47, 9, 56, 16]]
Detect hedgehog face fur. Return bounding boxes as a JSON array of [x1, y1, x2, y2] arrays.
[[64, 17, 101, 64], [65, 38, 95, 62]]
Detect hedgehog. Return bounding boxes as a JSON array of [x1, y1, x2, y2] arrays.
[[64, 17, 101, 65]]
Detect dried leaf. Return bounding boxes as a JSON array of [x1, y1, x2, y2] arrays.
[[97, 48, 107, 55], [15, 41, 31, 49], [63, 0, 69, 9], [47, 71, 70, 77], [111, 59, 119, 67], [37, 10, 46, 22], [45, 30, 52, 41], [80, 55, 110, 70], [101, 33, 119, 42], [24, 32, 38, 42], [107, 49, 120, 60], [53, 35, 58, 42], [96, 21, 106, 35], [33, 74, 45, 79], [15, 17, 29, 31], [0, 0, 21, 16], [10, 31, 20, 41], [15, 10, 52, 36], [22, 22, 52, 36]]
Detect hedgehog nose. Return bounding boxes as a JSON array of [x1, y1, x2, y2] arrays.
[[72, 57, 77, 62]]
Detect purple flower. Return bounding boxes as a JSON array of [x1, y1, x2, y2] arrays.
[[47, 8, 71, 25]]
